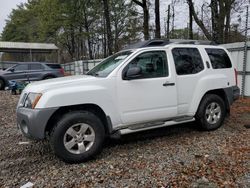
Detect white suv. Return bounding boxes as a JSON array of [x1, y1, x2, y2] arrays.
[[17, 40, 240, 163]]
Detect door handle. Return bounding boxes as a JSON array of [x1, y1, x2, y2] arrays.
[[163, 82, 175, 86]]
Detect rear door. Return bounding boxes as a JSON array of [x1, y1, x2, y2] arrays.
[[170, 47, 205, 115]]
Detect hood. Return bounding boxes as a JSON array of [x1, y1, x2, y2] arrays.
[[24, 75, 101, 93]]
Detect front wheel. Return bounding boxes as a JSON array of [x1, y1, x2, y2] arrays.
[[195, 94, 226, 131], [50, 111, 105, 163]]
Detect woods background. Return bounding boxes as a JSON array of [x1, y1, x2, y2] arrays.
[[0, 0, 249, 63]]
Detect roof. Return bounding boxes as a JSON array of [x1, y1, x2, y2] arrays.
[[0, 41, 58, 53]]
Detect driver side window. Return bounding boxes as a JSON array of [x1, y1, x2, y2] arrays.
[[124, 51, 168, 79]]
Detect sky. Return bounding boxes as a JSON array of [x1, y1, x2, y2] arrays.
[[0, 0, 27, 34]]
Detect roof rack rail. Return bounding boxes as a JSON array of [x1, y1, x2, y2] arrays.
[[123, 39, 217, 50], [169, 39, 217, 45], [123, 39, 170, 50]]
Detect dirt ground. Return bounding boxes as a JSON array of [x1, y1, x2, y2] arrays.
[[0, 91, 249, 188]]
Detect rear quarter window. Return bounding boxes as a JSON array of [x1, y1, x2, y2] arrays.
[[30, 64, 43, 70], [46, 64, 62, 69], [205, 48, 232, 69]]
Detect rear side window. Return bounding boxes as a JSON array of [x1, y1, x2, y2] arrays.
[[46, 64, 62, 69], [205, 48, 232, 69], [30, 64, 43, 70], [172, 48, 204, 75]]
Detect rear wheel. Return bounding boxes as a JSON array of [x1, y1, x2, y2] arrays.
[[196, 94, 226, 131], [0, 79, 5, 90], [50, 111, 105, 163]]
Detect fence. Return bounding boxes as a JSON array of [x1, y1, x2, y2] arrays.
[[62, 59, 102, 75], [222, 42, 250, 97]]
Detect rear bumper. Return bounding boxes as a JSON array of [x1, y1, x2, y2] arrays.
[[16, 107, 58, 140], [224, 86, 240, 105], [232, 86, 240, 101]]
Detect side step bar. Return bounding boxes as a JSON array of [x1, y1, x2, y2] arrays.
[[112, 117, 195, 136]]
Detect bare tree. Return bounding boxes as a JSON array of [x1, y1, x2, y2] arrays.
[[187, 0, 243, 44]]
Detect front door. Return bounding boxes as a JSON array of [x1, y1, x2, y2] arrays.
[[117, 50, 178, 124]]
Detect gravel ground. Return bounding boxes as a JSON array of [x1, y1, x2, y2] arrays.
[[0, 91, 249, 188]]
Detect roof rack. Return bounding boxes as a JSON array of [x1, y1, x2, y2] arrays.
[[123, 39, 217, 50], [123, 39, 170, 50], [169, 39, 217, 45]]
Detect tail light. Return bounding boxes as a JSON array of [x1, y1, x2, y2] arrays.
[[60, 68, 65, 75], [234, 68, 238, 86]]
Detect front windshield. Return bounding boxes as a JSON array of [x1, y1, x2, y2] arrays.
[[87, 50, 133, 77]]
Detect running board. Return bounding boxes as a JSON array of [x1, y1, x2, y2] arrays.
[[118, 118, 195, 135]]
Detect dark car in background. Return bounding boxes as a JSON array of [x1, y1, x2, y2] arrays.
[[0, 62, 65, 90]]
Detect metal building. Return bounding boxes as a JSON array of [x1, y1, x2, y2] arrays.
[[0, 41, 58, 70], [222, 42, 250, 97]]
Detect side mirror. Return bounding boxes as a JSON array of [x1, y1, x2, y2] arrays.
[[125, 66, 142, 80], [9, 68, 14, 72]]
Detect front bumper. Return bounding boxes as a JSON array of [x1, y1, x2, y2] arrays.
[[16, 107, 58, 140]]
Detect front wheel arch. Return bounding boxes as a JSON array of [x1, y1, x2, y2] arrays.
[[50, 110, 105, 163], [45, 103, 111, 138]]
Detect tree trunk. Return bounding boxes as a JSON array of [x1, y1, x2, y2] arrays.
[[132, 0, 149, 40], [83, 10, 93, 59], [155, 0, 161, 38], [224, 0, 233, 43], [103, 0, 113, 55], [188, 2, 193, 39], [171, 3, 175, 38], [167, 4, 170, 40], [70, 25, 75, 59]]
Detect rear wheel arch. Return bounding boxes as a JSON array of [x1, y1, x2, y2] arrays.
[[195, 90, 228, 131], [199, 89, 230, 115], [45, 103, 111, 137]]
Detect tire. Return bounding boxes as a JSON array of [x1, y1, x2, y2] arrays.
[[0, 79, 5, 90], [50, 111, 105, 163], [195, 94, 226, 131]]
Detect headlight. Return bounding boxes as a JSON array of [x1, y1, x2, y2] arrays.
[[23, 93, 42, 109]]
